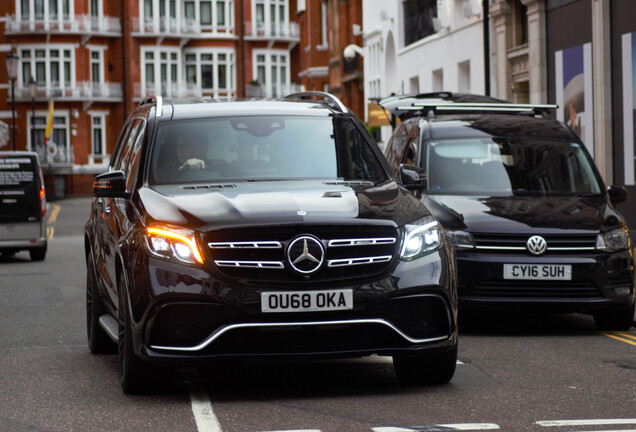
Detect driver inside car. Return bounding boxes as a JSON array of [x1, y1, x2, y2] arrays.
[[160, 131, 208, 180]]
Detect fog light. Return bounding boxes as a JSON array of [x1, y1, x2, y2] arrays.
[[614, 287, 630, 296]]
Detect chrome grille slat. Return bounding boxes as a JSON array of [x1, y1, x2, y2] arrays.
[[328, 255, 393, 267], [208, 241, 282, 249], [214, 260, 285, 269], [328, 238, 396, 247]]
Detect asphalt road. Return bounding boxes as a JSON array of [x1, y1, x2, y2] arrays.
[[0, 197, 634, 432]]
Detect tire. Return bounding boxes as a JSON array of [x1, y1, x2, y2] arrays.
[[1, 249, 16, 257], [30, 246, 47, 261], [118, 271, 147, 394], [393, 344, 458, 386], [86, 250, 117, 354], [594, 302, 635, 331]]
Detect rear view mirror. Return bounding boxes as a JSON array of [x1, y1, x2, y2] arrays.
[[607, 185, 627, 205], [93, 170, 128, 198], [399, 164, 427, 190]]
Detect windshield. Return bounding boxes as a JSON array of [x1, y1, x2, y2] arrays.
[[149, 116, 387, 185], [426, 138, 603, 196]]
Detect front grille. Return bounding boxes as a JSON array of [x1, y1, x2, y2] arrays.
[[461, 280, 602, 299], [207, 224, 399, 283], [472, 233, 597, 255]]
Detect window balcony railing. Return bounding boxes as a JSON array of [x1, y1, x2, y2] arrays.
[[6, 14, 122, 36], [244, 21, 300, 40], [131, 17, 234, 37], [10, 82, 123, 102], [134, 82, 235, 101]]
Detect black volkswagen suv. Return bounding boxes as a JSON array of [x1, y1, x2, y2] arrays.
[[85, 92, 458, 393], [381, 92, 634, 331]]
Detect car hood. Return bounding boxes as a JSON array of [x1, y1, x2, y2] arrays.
[[137, 180, 428, 230], [422, 194, 623, 234]]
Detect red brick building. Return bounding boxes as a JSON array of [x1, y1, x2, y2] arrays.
[[1, 0, 300, 197]]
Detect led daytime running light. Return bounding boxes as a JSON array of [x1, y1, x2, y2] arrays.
[[146, 226, 204, 264]]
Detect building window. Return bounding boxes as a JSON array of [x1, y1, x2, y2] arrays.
[[253, 50, 289, 98], [458, 60, 470, 93], [18, 0, 72, 21], [432, 68, 443, 91], [183, 49, 235, 98], [319, 0, 327, 48], [403, 0, 437, 46], [90, 49, 102, 84], [29, 112, 70, 162], [254, 0, 287, 36], [91, 114, 106, 156], [20, 46, 74, 90], [141, 47, 180, 97]]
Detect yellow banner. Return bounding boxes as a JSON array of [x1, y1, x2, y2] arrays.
[[44, 99, 54, 144]]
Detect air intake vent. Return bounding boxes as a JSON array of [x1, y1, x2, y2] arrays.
[[181, 184, 236, 190]]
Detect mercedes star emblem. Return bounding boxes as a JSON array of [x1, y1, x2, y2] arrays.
[[287, 235, 325, 275], [526, 235, 548, 256]]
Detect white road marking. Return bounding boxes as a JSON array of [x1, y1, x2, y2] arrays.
[[373, 423, 500, 431], [536, 419, 636, 427], [189, 386, 223, 432]]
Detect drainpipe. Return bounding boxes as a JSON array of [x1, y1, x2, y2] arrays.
[[483, 0, 490, 96]]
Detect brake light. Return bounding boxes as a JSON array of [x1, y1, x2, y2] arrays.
[[38, 167, 46, 217]]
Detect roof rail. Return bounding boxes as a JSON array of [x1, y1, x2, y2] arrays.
[[282, 91, 348, 113], [138, 95, 164, 118]]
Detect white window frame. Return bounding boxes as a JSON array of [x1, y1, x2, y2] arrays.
[[88, 45, 106, 85], [316, 0, 328, 50], [19, 44, 76, 92], [140, 46, 181, 97], [27, 109, 70, 163], [253, 0, 288, 37], [252, 49, 289, 98], [89, 111, 107, 159], [183, 48, 236, 99], [16, 0, 74, 23]]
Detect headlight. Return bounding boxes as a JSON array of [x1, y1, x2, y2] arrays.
[[596, 226, 630, 252], [145, 225, 204, 264], [447, 229, 475, 249], [400, 216, 443, 261]]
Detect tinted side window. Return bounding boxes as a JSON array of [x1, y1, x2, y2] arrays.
[[385, 123, 408, 173], [110, 122, 133, 170], [124, 120, 147, 192], [114, 119, 144, 174]]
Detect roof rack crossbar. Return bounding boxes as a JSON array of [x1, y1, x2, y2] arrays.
[[410, 102, 557, 116], [282, 91, 347, 113]]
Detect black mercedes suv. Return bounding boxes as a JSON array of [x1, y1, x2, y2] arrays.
[[84, 92, 458, 393], [381, 92, 634, 331]]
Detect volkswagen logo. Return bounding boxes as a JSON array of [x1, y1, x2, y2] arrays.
[[526, 235, 547, 256], [287, 235, 325, 275]]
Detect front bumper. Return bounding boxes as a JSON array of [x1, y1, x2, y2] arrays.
[[126, 250, 458, 363], [456, 249, 635, 312]]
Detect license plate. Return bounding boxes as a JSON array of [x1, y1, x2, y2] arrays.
[[261, 289, 353, 313], [503, 264, 572, 280]]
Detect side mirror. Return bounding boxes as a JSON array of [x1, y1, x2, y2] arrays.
[[607, 185, 627, 205], [93, 170, 128, 198], [399, 164, 427, 190]]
